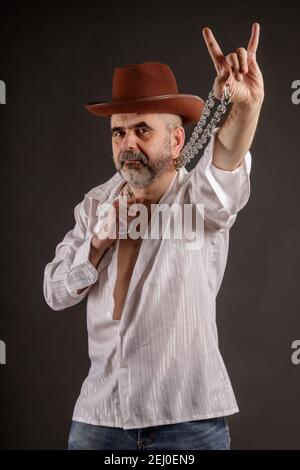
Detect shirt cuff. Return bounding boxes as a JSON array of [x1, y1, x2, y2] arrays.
[[208, 152, 252, 213], [64, 234, 99, 297], [201, 127, 252, 215]]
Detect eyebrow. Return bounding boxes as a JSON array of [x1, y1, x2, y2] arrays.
[[111, 121, 154, 135]]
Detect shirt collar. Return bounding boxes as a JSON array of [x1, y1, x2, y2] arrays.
[[85, 166, 188, 204]]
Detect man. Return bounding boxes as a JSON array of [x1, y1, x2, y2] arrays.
[[43, 24, 264, 450]]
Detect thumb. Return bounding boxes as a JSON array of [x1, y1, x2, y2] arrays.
[[213, 75, 228, 100], [219, 66, 230, 81]]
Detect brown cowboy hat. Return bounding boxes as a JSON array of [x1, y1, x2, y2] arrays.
[[84, 61, 205, 125]]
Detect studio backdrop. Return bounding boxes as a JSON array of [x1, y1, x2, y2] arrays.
[[0, 0, 300, 450]]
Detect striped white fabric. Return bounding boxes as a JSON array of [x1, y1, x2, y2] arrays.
[[43, 127, 252, 429]]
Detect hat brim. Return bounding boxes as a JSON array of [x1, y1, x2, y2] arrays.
[[84, 94, 205, 125]]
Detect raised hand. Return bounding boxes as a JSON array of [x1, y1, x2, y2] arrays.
[[202, 23, 264, 106]]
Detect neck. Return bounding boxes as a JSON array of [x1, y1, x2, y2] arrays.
[[126, 169, 178, 204]]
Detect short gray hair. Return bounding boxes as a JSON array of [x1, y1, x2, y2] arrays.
[[158, 113, 183, 131]]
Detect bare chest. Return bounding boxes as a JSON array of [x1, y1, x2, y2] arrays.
[[112, 237, 143, 321]]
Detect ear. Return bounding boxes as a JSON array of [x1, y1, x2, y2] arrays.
[[171, 126, 185, 158]]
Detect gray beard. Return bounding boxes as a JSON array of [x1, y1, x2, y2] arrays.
[[116, 139, 173, 189]]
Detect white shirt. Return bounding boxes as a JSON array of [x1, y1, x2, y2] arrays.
[[43, 127, 252, 429]]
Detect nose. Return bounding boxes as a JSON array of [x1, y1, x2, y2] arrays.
[[121, 131, 139, 152]]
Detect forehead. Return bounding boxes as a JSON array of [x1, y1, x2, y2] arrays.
[[111, 113, 163, 128]]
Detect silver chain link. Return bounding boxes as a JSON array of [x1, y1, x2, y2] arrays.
[[175, 83, 232, 169]]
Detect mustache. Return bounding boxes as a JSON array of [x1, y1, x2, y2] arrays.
[[120, 151, 148, 165]]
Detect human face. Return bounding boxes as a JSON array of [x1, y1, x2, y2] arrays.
[[111, 113, 175, 189]]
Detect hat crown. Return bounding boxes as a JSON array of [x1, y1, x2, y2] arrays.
[[112, 61, 179, 102]]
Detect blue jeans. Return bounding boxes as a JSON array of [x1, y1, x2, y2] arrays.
[[67, 417, 231, 450]]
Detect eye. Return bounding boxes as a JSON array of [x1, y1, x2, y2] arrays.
[[113, 131, 124, 138], [137, 128, 149, 136]]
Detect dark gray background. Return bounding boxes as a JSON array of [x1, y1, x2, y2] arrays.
[[0, 0, 299, 450]]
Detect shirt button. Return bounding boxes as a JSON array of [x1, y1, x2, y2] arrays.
[[120, 362, 128, 368]]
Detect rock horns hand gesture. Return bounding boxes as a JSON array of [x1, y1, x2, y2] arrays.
[[202, 23, 264, 106]]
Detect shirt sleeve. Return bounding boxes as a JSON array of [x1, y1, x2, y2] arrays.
[[43, 195, 110, 311], [187, 126, 252, 231]]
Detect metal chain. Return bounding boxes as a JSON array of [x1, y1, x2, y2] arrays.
[[175, 83, 232, 169]]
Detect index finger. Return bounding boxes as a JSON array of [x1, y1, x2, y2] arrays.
[[202, 27, 225, 70], [247, 22, 260, 55]]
